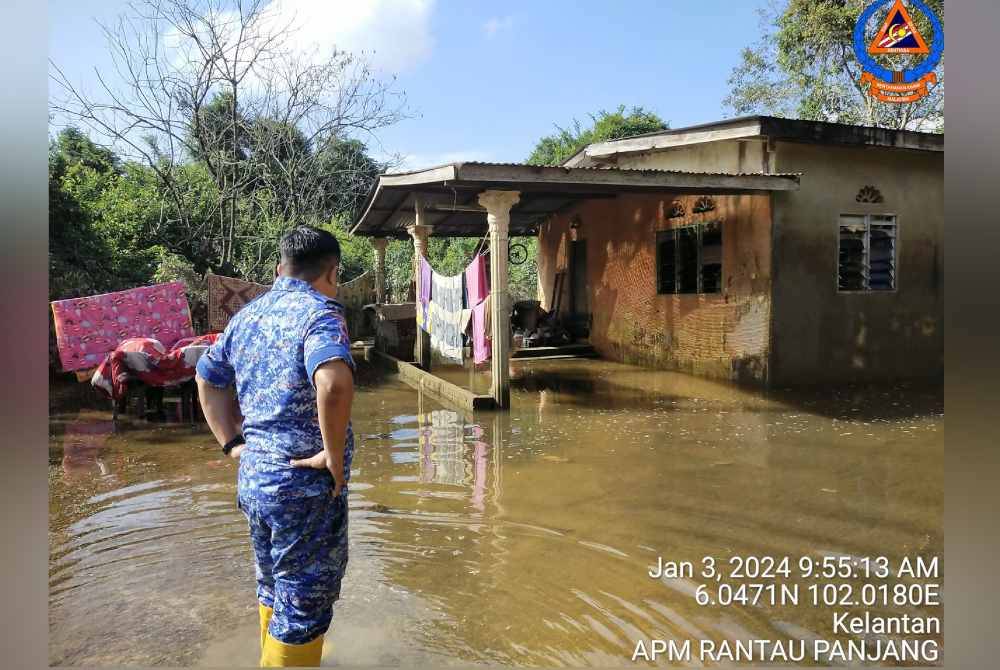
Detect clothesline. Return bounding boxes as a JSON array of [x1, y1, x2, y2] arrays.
[[415, 249, 488, 280], [417, 250, 492, 365]]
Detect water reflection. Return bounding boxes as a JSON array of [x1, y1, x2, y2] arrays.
[[49, 360, 943, 667], [61, 418, 114, 481]]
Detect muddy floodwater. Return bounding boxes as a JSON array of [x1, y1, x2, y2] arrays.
[[49, 360, 943, 666]]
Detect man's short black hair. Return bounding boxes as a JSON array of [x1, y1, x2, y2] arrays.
[[279, 225, 341, 281]]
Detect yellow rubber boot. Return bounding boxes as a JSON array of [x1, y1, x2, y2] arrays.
[[258, 604, 274, 651], [260, 632, 324, 667]]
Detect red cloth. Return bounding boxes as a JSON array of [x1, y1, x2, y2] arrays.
[[91, 333, 219, 401]]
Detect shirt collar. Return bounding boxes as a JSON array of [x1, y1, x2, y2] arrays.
[[272, 276, 345, 309], [272, 276, 315, 293]]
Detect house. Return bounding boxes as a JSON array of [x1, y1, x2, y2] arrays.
[[553, 115, 943, 386], [351, 116, 942, 409]]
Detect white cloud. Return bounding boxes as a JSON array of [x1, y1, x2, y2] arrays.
[[483, 16, 513, 39], [266, 0, 435, 73], [163, 0, 435, 75]]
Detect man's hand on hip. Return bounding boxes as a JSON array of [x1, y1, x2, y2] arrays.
[[290, 451, 345, 497]]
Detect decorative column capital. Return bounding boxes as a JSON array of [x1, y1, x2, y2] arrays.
[[477, 190, 521, 228], [406, 224, 433, 243], [371, 237, 389, 253]]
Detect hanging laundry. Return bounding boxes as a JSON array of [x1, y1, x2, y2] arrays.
[[472, 293, 492, 365], [427, 269, 464, 363], [464, 253, 492, 365], [91, 333, 219, 401], [465, 253, 490, 306], [417, 256, 433, 331]]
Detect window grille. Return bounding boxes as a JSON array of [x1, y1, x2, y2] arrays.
[[838, 214, 896, 292]]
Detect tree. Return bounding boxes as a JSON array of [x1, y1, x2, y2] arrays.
[[51, 0, 407, 277], [526, 105, 668, 166], [49, 129, 120, 300], [724, 0, 944, 130]]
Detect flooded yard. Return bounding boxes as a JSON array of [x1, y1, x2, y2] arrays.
[[49, 360, 943, 666]]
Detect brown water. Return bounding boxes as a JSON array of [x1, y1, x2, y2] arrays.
[[49, 360, 943, 667]]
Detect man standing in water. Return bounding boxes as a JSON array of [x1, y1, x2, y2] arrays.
[[196, 225, 356, 667]]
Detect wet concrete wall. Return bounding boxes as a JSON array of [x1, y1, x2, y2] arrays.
[[768, 141, 943, 385], [571, 137, 942, 386], [613, 138, 769, 174], [537, 192, 774, 384]]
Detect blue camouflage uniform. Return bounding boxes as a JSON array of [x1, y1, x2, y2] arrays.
[[196, 275, 355, 645]]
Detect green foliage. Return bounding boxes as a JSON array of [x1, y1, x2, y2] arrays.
[[508, 237, 539, 303], [153, 248, 208, 331], [526, 105, 668, 166], [49, 129, 157, 299], [724, 0, 944, 130]]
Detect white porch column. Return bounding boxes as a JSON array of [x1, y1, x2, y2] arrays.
[[478, 189, 520, 409], [407, 197, 433, 369], [371, 237, 388, 304]]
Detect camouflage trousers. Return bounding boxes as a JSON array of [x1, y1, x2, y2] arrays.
[[238, 489, 349, 644]]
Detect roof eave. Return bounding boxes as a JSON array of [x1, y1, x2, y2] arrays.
[[582, 115, 943, 159], [351, 162, 800, 237]]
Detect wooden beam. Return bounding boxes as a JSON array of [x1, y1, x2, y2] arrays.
[[373, 350, 495, 413]]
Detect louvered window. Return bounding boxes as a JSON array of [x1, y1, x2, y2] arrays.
[[838, 214, 896, 292], [657, 222, 723, 295]]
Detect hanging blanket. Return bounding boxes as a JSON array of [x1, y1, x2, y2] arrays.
[[417, 256, 433, 330], [338, 271, 375, 308], [207, 273, 269, 333], [465, 254, 490, 306], [465, 254, 492, 365], [338, 271, 376, 338], [428, 270, 464, 363], [472, 293, 492, 365], [91, 333, 219, 401], [51, 282, 194, 372]]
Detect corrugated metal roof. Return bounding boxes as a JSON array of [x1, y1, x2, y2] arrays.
[[353, 160, 800, 238], [386, 160, 802, 178]]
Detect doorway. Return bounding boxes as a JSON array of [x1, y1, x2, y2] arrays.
[[567, 239, 590, 339]]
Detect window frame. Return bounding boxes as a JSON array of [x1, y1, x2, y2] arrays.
[[656, 221, 723, 296], [836, 212, 898, 294]]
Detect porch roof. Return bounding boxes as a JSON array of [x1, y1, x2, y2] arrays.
[[350, 161, 800, 238]]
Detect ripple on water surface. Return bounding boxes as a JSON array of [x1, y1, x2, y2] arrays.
[[49, 361, 943, 666]]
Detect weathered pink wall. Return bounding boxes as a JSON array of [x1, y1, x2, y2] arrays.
[[537, 193, 774, 384]]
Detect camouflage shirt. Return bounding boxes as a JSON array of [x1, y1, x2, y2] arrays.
[[196, 276, 355, 501]]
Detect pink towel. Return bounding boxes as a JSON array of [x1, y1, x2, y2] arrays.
[[465, 254, 489, 306], [472, 295, 492, 364]]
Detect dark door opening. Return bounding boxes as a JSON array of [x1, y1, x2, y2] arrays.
[[568, 239, 590, 339]]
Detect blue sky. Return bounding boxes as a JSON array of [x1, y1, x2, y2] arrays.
[[49, 0, 766, 168]]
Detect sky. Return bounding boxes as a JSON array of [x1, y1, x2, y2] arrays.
[[49, 0, 766, 169]]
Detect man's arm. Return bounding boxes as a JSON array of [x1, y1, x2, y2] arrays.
[[195, 333, 243, 458], [290, 360, 354, 496], [196, 377, 245, 459], [290, 307, 356, 493]]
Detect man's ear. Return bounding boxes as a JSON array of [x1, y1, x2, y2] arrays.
[[275, 262, 281, 278], [328, 264, 339, 286]]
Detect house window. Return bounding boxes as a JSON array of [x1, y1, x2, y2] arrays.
[[838, 214, 896, 292], [656, 222, 723, 295]]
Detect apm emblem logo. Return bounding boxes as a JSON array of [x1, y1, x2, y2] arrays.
[[853, 0, 943, 103]]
